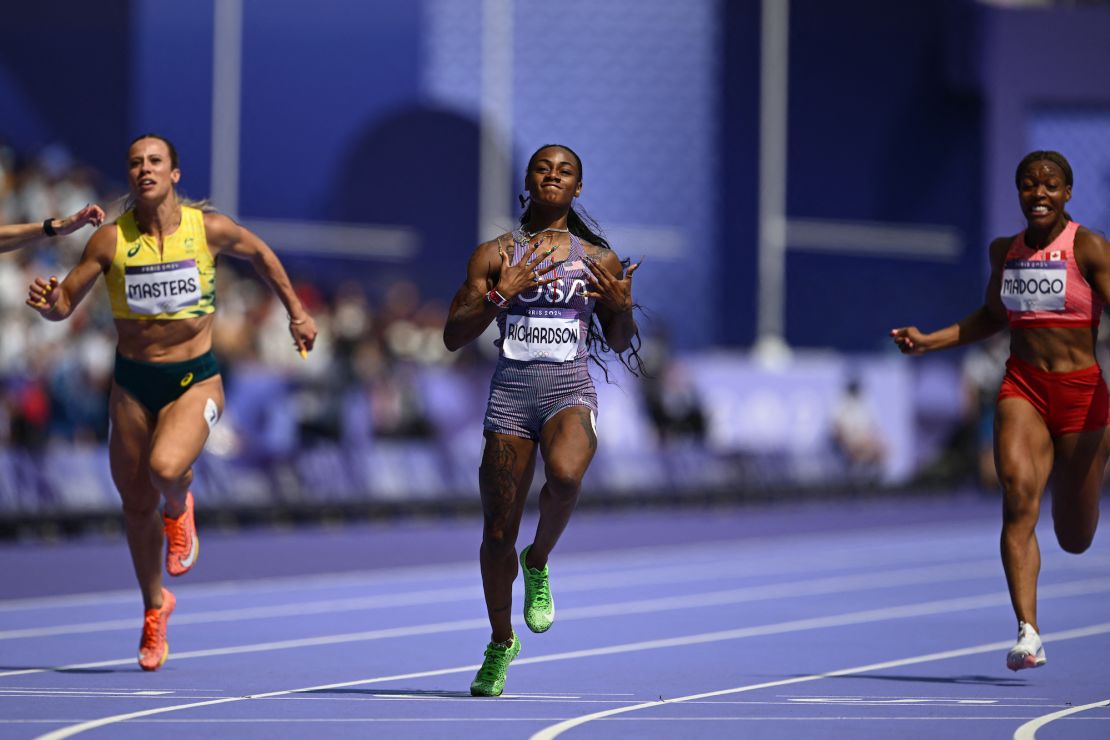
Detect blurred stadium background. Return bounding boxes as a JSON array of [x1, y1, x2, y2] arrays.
[[1, 0, 1109, 536]]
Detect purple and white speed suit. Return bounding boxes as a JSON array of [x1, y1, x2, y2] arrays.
[[483, 230, 599, 440]]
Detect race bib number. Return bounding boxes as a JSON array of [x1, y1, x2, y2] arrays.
[[1001, 260, 1066, 312], [502, 309, 580, 363], [125, 259, 202, 315]]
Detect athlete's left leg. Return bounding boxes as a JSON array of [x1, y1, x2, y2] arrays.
[[1050, 424, 1110, 554], [529, 405, 597, 568], [149, 377, 224, 577], [148, 376, 224, 515]]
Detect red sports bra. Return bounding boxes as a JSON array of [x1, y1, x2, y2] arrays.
[[1001, 221, 1102, 329]]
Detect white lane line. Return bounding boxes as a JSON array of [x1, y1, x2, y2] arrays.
[[0, 523, 1004, 613], [14, 524, 1102, 618], [0, 587, 475, 640], [780, 694, 1055, 700], [1013, 698, 1110, 739], [0, 536, 788, 611], [2, 695, 604, 705], [0, 558, 1004, 640], [0, 686, 193, 693], [0, 559, 1054, 675], [17, 716, 1110, 724], [6, 575, 1110, 679], [31, 597, 1110, 739], [0, 691, 171, 697], [529, 622, 1110, 740]]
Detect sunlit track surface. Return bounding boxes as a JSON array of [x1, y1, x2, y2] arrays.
[[1, 494, 1108, 739]]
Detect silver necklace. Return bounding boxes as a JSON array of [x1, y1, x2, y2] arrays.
[[520, 226, 570, 240]]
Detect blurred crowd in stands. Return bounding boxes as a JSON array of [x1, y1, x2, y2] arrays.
[[2, 138, 1027, 497], [0, 140, 711, 467]]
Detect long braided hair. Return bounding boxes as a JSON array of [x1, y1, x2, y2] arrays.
[[519, 144, 646, 380]]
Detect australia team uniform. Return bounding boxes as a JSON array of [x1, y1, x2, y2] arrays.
[[108, 206, 220, 413], [483, 230, 599, 439], [998, 220, 1110, 435]]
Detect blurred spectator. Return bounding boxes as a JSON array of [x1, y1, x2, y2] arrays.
[[830, 377, 887, 475], [1, 141, 116, 449], [4, 372, 51, 449], [960, 332, 1009, 490], [640, 335, 707, 445]]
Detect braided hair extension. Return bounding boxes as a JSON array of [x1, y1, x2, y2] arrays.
[[520, 144, 646, 381]]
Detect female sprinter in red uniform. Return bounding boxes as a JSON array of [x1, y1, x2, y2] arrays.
[[892, 150, 1110, 671], [26, 134, 316, 671]]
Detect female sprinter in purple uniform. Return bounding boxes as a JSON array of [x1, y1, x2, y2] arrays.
[[444, 144, 642, 696], [892, 151, 1110, 672]]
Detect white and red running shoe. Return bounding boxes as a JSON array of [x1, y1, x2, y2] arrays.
[[1006, 621, 1046, 671]]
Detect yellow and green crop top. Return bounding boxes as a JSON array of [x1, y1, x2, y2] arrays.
[[107, 206, 216, 320]]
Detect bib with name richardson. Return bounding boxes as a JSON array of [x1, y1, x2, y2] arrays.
[[502, 307, 581, 362], [495, 230, 598, 363]]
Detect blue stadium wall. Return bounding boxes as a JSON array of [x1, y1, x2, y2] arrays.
[[3, 1, 1109, 351]]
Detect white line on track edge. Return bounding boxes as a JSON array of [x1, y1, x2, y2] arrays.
[[1012, 697, 1110, 740], [528, 622, 1110, 740], [31, 603, 1110, 739]]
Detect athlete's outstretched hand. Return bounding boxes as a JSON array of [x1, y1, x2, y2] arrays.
[[26, 276, 60, 315], [54, 204, 106, 236], [890, 326, 930, 355], [289, 314, 319, 359], [495, 235, 561, 300], [585, 258, 639, 313]]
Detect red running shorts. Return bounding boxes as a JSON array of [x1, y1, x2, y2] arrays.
[[997, 355, 1110, 436]]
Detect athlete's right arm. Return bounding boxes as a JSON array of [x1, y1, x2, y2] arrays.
[[25, 224, 114, 321], [0, 203, 105, 254], [443, 235, 561, 351], [891, 237, 1010, 354], [443, 240, 501, 352]]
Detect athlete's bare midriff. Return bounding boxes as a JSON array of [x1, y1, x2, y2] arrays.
[[1010, 325, 1099, 373], [115, 314, 214, 363]]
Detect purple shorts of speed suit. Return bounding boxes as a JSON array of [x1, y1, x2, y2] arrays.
[[483, 229, 600, 440], [483, 356, 598, 440]]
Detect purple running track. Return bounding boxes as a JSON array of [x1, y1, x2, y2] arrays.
[[1, 493, 1108, 739]]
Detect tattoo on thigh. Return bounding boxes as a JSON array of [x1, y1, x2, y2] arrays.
[[480, 436, 519, 499]]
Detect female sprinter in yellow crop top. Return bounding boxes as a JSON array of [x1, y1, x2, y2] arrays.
[[25, 134, 318, 671]]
